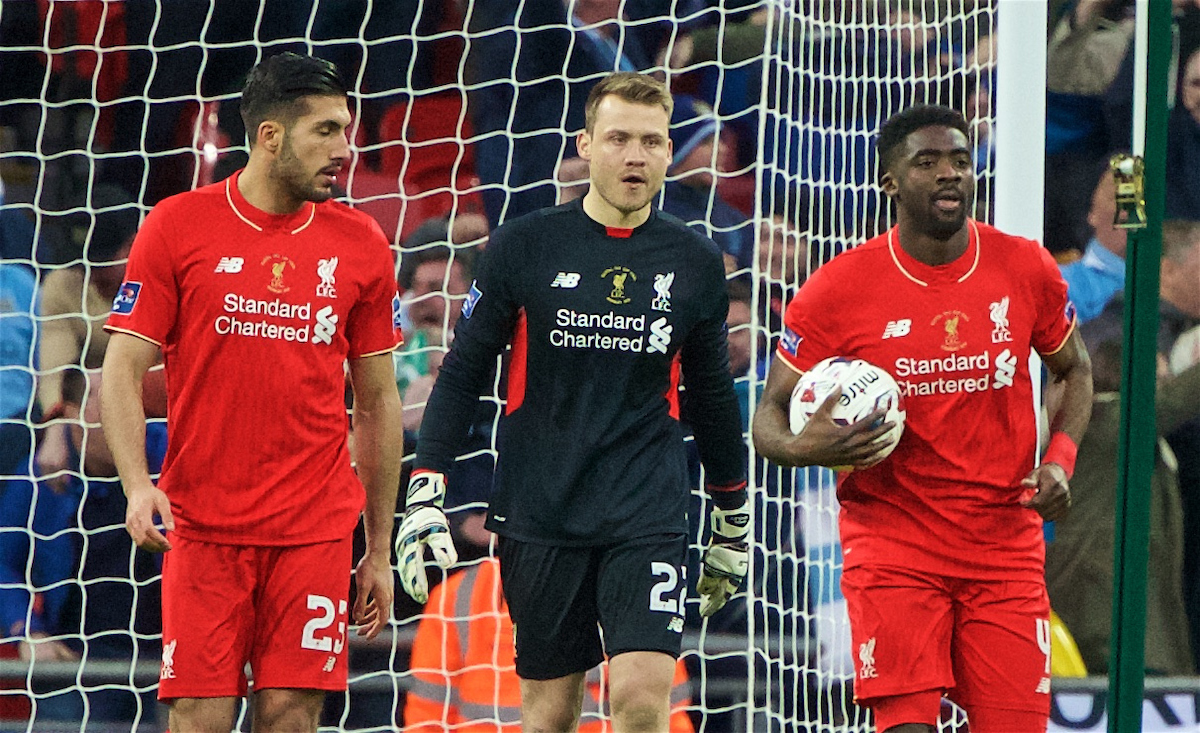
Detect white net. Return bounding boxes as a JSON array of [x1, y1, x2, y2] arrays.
[[750, 4, 995, 731], [0, 1, 997, 731]]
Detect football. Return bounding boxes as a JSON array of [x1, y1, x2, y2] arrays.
[[788, 356, 907, 469]]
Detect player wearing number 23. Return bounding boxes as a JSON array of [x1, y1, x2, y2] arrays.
[[753, 105, 1093, 733], [101, 53, 403, 733], [398, 72, 748, 732]]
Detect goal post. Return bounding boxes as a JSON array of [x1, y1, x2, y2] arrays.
[[1107, 1, 1173, 730]]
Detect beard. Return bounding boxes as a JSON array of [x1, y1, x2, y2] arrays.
[[272, 138, 334, 204], [899, 193, 972, 240], [925, 210, 968, 239]]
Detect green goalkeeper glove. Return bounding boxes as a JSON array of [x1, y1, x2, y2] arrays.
[[396, 470, 458, 604], [696, 498, 750, 617]]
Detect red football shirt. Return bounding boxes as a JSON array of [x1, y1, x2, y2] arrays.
[[778, 221, 1075, 579], [105, 172, 401, 546]]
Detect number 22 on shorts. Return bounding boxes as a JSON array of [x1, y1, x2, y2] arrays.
[[649, 561, 687, 615]]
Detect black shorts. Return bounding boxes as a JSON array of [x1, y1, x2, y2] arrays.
[[497, 533, 688, 680]]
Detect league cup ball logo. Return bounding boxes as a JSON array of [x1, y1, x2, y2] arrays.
[[788, 356, 907, 471]]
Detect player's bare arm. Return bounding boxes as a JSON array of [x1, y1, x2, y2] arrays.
[[347, 352, 403, 639], [1022, 328, 1093, 521], [752, 358, 892, 469], [100, 332, 174, 553]]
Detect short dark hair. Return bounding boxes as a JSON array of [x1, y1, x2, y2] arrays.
[[726, 276, 752, 306], [72, 184, 139, 263], [584, 72, 673, 134], [1162, 219, 1200, 263], [398, 244, 475, 291], [876, 104, 970, 175], [239, 52, 346, 147]]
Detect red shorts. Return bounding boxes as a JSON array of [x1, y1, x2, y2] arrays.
[[158, 534, 354, 700], [841, 564, 1051, 728]]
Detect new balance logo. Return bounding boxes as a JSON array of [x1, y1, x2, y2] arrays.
[[550, 272, 580, 288], [214, 257, 244, 273], [323, 656, 336, 673], [667, 616, 684, 633], [881, 319, 911, 339], [1035, 677, 1051, 694]]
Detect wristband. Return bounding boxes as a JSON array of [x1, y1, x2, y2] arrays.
[[706, 479, 748, 511], [1043, 432, 1078, 479]]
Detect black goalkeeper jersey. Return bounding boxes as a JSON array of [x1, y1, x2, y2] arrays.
[[414, 199, 746, 546]]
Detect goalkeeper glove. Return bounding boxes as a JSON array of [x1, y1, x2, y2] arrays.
[[396, 470, 458, 604], [696, 498, 750, 617]]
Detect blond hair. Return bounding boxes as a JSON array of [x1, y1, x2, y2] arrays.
[[583, 72, 673, 134]]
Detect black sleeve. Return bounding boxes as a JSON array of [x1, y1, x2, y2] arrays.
[[412, 228, 521, 479], [679, 254, 748, 508]]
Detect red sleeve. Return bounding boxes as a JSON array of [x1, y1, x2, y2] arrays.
[[776, 265, 840, 372], [103, 202, 178, 345], [1030, 244, 1076, 356], [346, 219, 402, 358]]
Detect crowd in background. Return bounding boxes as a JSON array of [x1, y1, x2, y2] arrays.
[[0, 0, 1198, 730]]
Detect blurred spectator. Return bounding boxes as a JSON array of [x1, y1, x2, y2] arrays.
[[756, 204, 808, 339], [556, 156, 592, 205], [396, 243, 474, 429], [1059, 167, 1127, 324], [0, 157, 38, 262], [1160, 222, 1200, 670], [1104, 0, 1200, 161], [657, 4, 775, 170], [1047, 0, 1134, 152], [1044, 0, 1134, 254], [725, 277, 762, 434], [404, 556, 694, 732], [964, 76, 994, 180], [726, 279, 753, 380], [1167, 47, 1200, 219], [659, 6, 772, 71], [464, 0, 660, 227], [395, 216, 485, 429], [1046, 333, 1198, 675], [660, 95, 752, 273], [1082, 218, 1200, 667], [35, 185, 140, 489], [0, 261, 77, 665], [28, 183, 166, 722], [313, 1, 448, 105], [394, 218, 494, 564], [0, 261, 36, 492]]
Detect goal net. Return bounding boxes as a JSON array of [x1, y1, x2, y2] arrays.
[[0, 1, 996, 730]]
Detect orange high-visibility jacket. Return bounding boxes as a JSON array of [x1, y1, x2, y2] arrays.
[[404, 557, 694, 732]]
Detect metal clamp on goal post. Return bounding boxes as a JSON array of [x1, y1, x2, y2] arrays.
[[1109, 153, 1147, 230]]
